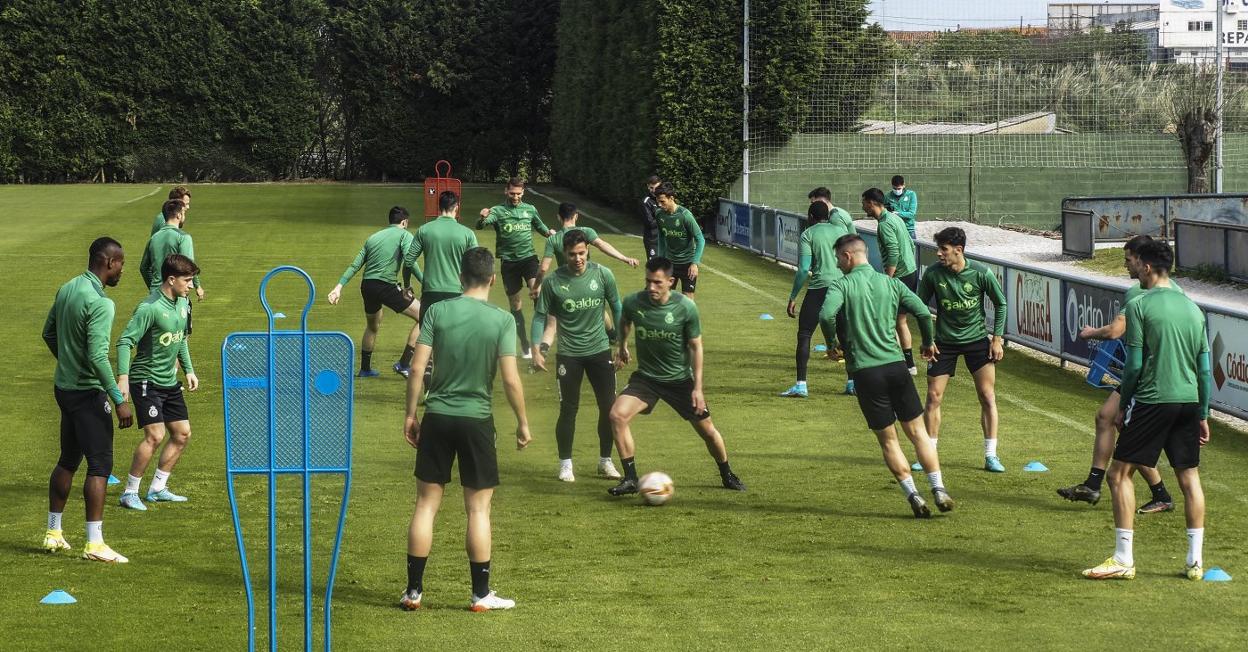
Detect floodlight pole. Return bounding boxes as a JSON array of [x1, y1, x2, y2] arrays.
[[1216, 1, 1225, 193], [742, 0, 750, 204]]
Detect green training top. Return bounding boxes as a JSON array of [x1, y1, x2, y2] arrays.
[[1122, 287, 1208, 405], [886, 189, 918, 233], [338, 224, 413, 286], [141, 225, 202, 290], [544, 225, 600, 267], [1120, 280, 1184, 315], [801, 221, 854, 290], [405, 216, 478, 294], [151, 212, 168, 236], [819, 263, 934, 374], [116, 288, 194, 387], [875, 210, 915, 277], [917, 260, 1007, 344], [480, 202, 550, 262], [656, 205, 705, 265], [535, 262, 621, 357], [621, 291, 701, 383], [830, 206, 858, 236], [42, 271, 123, 403], [417, 296, 517, 419]]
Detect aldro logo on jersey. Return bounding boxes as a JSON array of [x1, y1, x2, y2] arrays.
[[159, 330, 186, 347], [636, 324, 681, 342], [562, 297, 604, 313], [500, 221, 530, 234]]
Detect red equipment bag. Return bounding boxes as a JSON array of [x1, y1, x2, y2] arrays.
[[423, 160, 462, 218]]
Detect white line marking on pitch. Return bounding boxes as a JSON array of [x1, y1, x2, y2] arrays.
[[527, 189, 780, 303], [124, 186, 163, 203], [996, 393, 1088, 432]]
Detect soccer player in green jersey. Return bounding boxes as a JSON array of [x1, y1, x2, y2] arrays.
[[1060, 235, 1176, 511], [606, 257, 746, 496], [1082, 240, 1212, 581], [405, 191, 479, 384], [477, 178, 556, 358], [532, 230, 624, 482], [886, 175, 918, 240], [149, 186, 191, 236], [918, 228, 1008, 473], [819, 235, 953, 519], [782, 200, 854, 398], [327, 206, 422, 378], [808, 187, 859, 237], [116, 254, 200, 510], [653, 183, 706, 300], [863, 187, 919, 376], [141, 199, 204, 301], [535, 202, 638, 288], [400, 247, 532, 612], [42, 237, 134, 563]]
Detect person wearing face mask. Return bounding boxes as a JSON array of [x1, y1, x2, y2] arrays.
[[887, 175, 918, 240]]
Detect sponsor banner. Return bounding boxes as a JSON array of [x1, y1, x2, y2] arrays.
[[1209, 312, 1248, 419], [715, 201, 734, 243], [733, 202, 751, 248], [1061, 281, 1127, 364], [777, 211, 804, 265], [1006, 269, 1061, 355]]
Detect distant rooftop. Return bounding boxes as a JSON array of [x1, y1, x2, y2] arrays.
[[857, 112, 1058, 135]]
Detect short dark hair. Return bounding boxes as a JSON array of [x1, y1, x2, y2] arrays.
[[646, 174, 661, 185], [1124, 235, 1153, 254], [934, 227, 966, 249], [88, 237, 122, 266], [161, 253, 200, 281], [507, 177, 526, 189], [1135, 240, 1173, 273], [891, 175, 905, 187], [162, 199, 185, 221], [808, 187, 832, 201], [646, 256, 674, 276], [807, 201, 829, 223], [834, 234, 865, 251], [655, 182, 676, 199], [388, 206, 410, 224], [558, 202, 578, 221], [460, 247, 495, 288], [168, 186, 191, 200], [438, 191, 459, 213], [861, 188, 887, 206], [563, 228, 589, 251]]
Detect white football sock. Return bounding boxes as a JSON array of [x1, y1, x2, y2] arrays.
[[599, 457, 613, 465], [899, 476, 918, 497], [48, 512, 63, 531], [1187, 528, 1204, 567], [984, 438, 998, 458], [795, 380, 807, 389], [1114, 528, 1134, 566], [927, 470, 944, 492], [86, 521, 104, 545], [150, 469, 171, 493], [125, 474, 142, 494]]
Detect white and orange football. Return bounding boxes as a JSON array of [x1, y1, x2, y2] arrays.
[[638, 471, 674, 506]]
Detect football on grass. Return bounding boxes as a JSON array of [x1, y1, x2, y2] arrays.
[[638, 472, 674, 506]]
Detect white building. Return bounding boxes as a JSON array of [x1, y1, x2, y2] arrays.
[[1158, 0, 1248, 66]]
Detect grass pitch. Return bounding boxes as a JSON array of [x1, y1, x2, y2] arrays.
[[1, 182, 1246, 649]]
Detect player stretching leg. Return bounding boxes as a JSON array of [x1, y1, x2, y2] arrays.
[[819, 235, 952, 518], [42, 238, 134, 562], [862, 188, 919, 376], [327, 206, 421, 377], [532, 230, 624, 481], [783, 201, 854, 398], [1082, 241, 1211, 580], [401, 247, 532, 611], [653, 183, 705, 301], [918, 228, 1008, 473], [607, 257, 746, 496], [477, 178, 555, 359], [1059, 236, 1177, 511], [117, 254, 201, 508]]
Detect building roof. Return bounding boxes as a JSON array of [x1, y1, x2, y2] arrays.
[[857, 112, 1058, 135]]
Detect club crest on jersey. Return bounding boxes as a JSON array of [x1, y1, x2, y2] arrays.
[[664, 312, 674, 324], [148, 405, 159, 418], [589, 280, 599, 291], [180, 307, 187, 318], [963, 282, 974, 292]]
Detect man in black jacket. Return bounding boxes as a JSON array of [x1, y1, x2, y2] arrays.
[[640, 175, 661, 260]]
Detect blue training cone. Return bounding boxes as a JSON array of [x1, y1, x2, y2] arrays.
[[41, 590, 76, 605], [106, 475, 120, 485], [759, 313, 774, 320], [1204, 567, 1232, 582], [814, 344, 828, 352], [1022, 461, 1049, 472]]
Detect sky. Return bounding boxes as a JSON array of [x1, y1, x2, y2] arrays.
[[866, 0, 1141, 31]]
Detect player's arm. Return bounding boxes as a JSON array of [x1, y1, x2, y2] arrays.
[[532, 313, 558, 372], [88, 299, 131, 427], [530, 277, 552, 350], [593, 238, 638, 267], [533, 238, 556, 297], [604, 269, 622, 343], [1117, 304, 1144, 413], [329, 244, 367, 304], [817, 285, 845, 349], [139, 244, 154, 289], [531, 213, 555, 237], [898, 280, 935, 350], [402, 232, 423, 288], [982, 270, 1006, 360], [115, 303, 152, 399], [789, 253, 811, 318], [615, 305, 634, 367], [687, 212, 705, 278], [656, 226, 668, 258], [182, 234, 203, 295], [496, 319, 531, 449], [403, 343, 434, 448], [42, 305, 58, 357], [475, 208, 497, 230], [880, 228, 899, 276], [688, 335, 708, 413], [1082, 313, 1126, 341], [897, 193, 917, 221]]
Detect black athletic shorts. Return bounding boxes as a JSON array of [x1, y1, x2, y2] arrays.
[[501, 256, 540, 296], [671, 263, 698, 293], [415, 412, 500, 489], [131, 381, 189, 427], [927, 338, 994, 377], [54, 387, 114, 477], [360, 279, 416, 315], [620, 371, 710, 422], [419, 291, 460, 325], [1114, 401, 1201, 469], [898, 270, 919, 293], [851, 361, 924, 430]]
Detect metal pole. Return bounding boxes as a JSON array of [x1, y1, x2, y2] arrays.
[[892, 60, 898, 135], [1215, 2, 1225, 193], [742, 0, 750, 204]]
